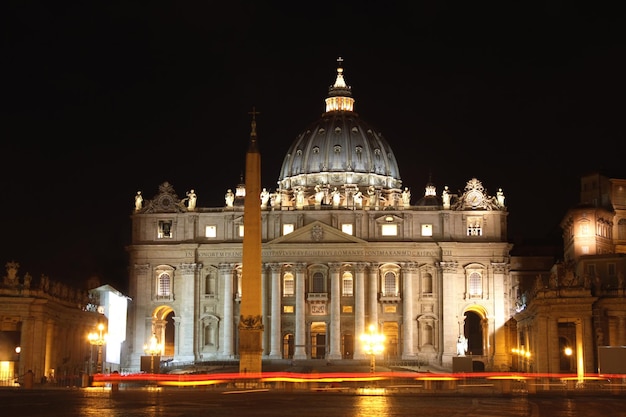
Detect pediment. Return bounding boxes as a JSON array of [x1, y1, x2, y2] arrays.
[[268, 221, 367, 244]]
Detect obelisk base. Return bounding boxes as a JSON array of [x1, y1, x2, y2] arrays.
[[238, 328, 263, 375]]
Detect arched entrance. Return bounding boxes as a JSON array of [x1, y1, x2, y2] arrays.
[[382, 322, 399, 360], [310, 322, 326, 359], [151, 306, 176, 358], [282, 333, 294, 359], [464, 311, 483, 355]]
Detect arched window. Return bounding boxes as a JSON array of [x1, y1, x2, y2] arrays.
[[383, 271, 397, 296], [283, 272, 295, 296], [468, 272, 482, 297], [342, 271, 353, 296], [157, 273, 171, 298], [312, 272, 325, 293]]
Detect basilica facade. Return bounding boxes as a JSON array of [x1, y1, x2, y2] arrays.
[[124, 61, 516, 373]]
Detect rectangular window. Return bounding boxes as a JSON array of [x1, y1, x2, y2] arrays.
[[283, 305, 294, 313], [421, 224, 433, 236], [608, 263, 616, 276], [467, 217, 482, 236], [205, 225, 217, 238], [157, 274, 171, 297], [587, 264, 596, 277], [341, 223, 353, 235], [342, 277, 353, 296], [381, 224, 398, 236], [342, 305, 353, 313], [158, 220, 173, 238], [238, 225, 245, 237], [283, 224, 294, 235], [283, 276, 294, 296], [469, 272, 482, 297]]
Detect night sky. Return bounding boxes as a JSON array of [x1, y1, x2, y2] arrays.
[[2, 2, 624, 292]]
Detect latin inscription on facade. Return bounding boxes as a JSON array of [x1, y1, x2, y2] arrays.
[[196, 249, 437, 258]]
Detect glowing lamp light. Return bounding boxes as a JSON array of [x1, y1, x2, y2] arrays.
[[360, 324, 385, 373], [87, 323, 108, 374]]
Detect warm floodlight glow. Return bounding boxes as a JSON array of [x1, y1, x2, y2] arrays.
[[144, 333, 163, 374], [564, 347, 573, 356], [88, 323, 108, 374], [361, 324, 385, 373]]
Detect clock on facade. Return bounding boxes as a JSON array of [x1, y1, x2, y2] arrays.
[[465, 190, 484, 207]]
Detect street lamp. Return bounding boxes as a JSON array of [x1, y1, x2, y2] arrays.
[[360, 324, 385, 373], [143, 333, 162, 374], [88, 323, 108, 374], [14, 346, 21, 382]]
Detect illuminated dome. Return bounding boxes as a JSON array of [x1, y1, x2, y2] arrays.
[[277, 59, 403, 207]]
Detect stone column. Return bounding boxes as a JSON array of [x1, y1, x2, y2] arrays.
[[491, 262, 509, 369], [402, 262, 416, 358], [328, 263, 342, 359], [293, 263, 307, 360], [368, 265, 378, 327], [177, 263, 200, 362], [220, 263, 235, 358], [439, 261, 458, 367], [354, 263, 367, 359], [548, 317, 560, 374], [268, 263, 283, 359]]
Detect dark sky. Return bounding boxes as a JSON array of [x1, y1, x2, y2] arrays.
[[2, 2, 625, 291]]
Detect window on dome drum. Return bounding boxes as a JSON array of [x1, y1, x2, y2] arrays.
[[158, 220, 173, 238], [468, 272, 482, 298], [283, 224, 294, 235], [342, 272, 354, 296], [341, 223, 353, 235], [283, 273, 294, 296], [421, 224, 433, 236], [205, 225, 217, 238], [381, 223, 398, 236], [466, 217, 482, 236], [157, 273, 171, 299]]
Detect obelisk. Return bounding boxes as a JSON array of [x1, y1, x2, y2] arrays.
[[238, 107, 264, 375]]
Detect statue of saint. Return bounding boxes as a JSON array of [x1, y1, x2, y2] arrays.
[[186, 189, 197, 211], [260, 188, 270, 208], [456, 335, 468, 356], [134, 191, 143, 211], [225, 189, 234, 207], [497, 188, 505, 207], [402, 187, 411, 207], [331, 187, 341, 207], [442, 186, 450, 208]]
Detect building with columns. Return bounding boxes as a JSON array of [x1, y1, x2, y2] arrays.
[[124, 60, 517, 373], [513, 173, 626, 376]]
